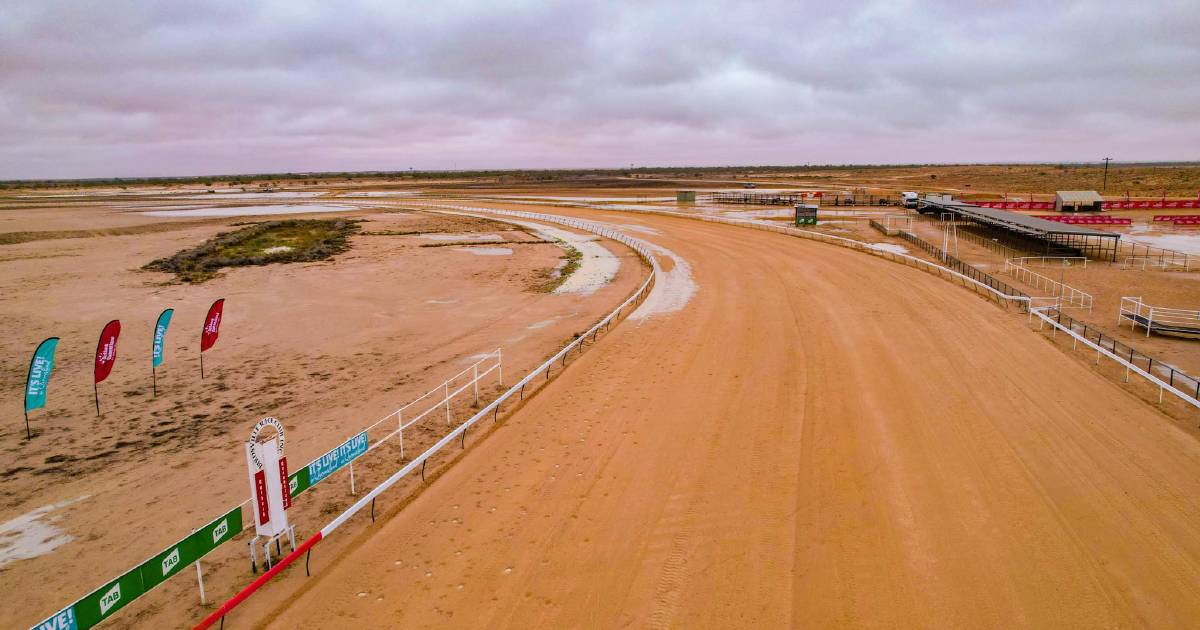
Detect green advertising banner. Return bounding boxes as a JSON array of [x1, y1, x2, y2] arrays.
[[32, 505, 245, 629], [138, 536, 197, 591], [73, 568, 144, 629], [192, 504, 243, 556], [288, 466, 311, 498]]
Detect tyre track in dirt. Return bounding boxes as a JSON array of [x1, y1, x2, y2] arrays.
[[256, 208, 1200, 629]]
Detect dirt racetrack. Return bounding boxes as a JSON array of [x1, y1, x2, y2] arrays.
[[243, 207, 1200, 628]]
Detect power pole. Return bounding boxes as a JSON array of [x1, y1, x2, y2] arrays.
[[1102, 157, 1112, 190]]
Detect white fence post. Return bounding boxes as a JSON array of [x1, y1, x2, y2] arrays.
[[349, 462, 356, 496], [196, 559, 206, 604]]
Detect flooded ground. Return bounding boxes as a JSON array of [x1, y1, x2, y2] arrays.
[[139, 204, 360, 217], [1124, 232, 1200, 256]]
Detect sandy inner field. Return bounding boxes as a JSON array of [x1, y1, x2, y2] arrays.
[[0, 199, 645, 628], [3, 183, 1199, 629]]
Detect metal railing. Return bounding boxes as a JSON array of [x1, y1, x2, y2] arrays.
[[360, 350, 501, 461], [1120, 256, 1191, 272], [894, 230, 1031, 301], [1001, 260, 1094, 310], [1120, 297, 1200, 337], [1115, 240, 1197, 271], [1032, 306, 1200, 409], [193, 206, 659, 630], [30, 349, 505, 630], [1008, 256, 1088, 268], [868, 219, 896, 236], [914, 213, 1026, 258], [445, 201, 1034, 310], [1040, 307, 1200, 401]]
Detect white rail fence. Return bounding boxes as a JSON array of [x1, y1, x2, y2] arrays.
[[308, 210, 659, 556], [397, 199, 1025, 312], [1009, 256, 1089, 269], [457, 204, 1200, 415], [1033, 306, 1200, 411], [407, 203, 1200, 416], [1121, 256, 1191, 271], [506, 203, 1032, 309], [1120, 297, 1200, 337], [360, 349, 502, 465], [1116, 239, 1198, 272], [1002, 259, 1094, 310], [884, 214, 914, 233], [240, 349, 505, 554], [191, 207, 660, 628]]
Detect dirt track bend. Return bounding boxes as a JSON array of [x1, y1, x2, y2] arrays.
[[258, 208, 1200, 629]]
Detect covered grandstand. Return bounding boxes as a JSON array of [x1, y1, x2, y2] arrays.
[[917, 197, 1121, 260]]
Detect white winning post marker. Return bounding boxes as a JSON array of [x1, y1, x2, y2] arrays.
[[245, 417, 295, 571]]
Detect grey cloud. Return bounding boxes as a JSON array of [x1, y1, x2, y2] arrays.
[[0, 0, 1197, 178]]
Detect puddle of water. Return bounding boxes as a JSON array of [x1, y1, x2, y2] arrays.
[[179, 192, 324, 200], [527, 313, 576, 329], [0, 496, 88, 568], [723, 209, 793, 219], [421, 233, 503, 242], [140, 204, 360, 218], [494, 195, 674, 202], [869, 243, 910, 255], [1124, 233, 1200, 255], [339, 191, 422, 197], [615, 223, 661, 235], [632, 240, 696, 320], [115, 204, 210, 211], [455, 247, 512, 256], [404, 203, 623, 296], [14, 190, 185, 198]]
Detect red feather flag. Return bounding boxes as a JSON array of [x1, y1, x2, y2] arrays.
[[200, 298, 225, 378], [93, 319, 121, 415], [201, 298, 225, 352], [94, 320, 121, 383]]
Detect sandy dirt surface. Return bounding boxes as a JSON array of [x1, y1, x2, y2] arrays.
[[247, 205, 1200, 629], [0, 202, 645, 628], [900, 216, 1200, 377]]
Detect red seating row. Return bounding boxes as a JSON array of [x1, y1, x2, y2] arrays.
[[1033, 215, 1131, 225], [1154, 215, 1200, 222]]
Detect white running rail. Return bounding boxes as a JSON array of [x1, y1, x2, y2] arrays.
[[1121, 256, 1190, 271], [441, 201, 1032, 309], [315, 208, 657, 538], [1120, 296, 1200, 337], [379, 198, 1028, 309], [1033, 305, 1200, 410], [360, 350, 502, 459], [1002, 259, 1094, 310], [1008, 256, 1088, 269]]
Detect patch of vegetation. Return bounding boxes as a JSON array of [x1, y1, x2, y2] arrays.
[[541, 245, 582, 292], [144, 219, 359, 283]]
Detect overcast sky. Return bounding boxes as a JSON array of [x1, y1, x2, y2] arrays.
[[1, 1, 1198, 179]]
